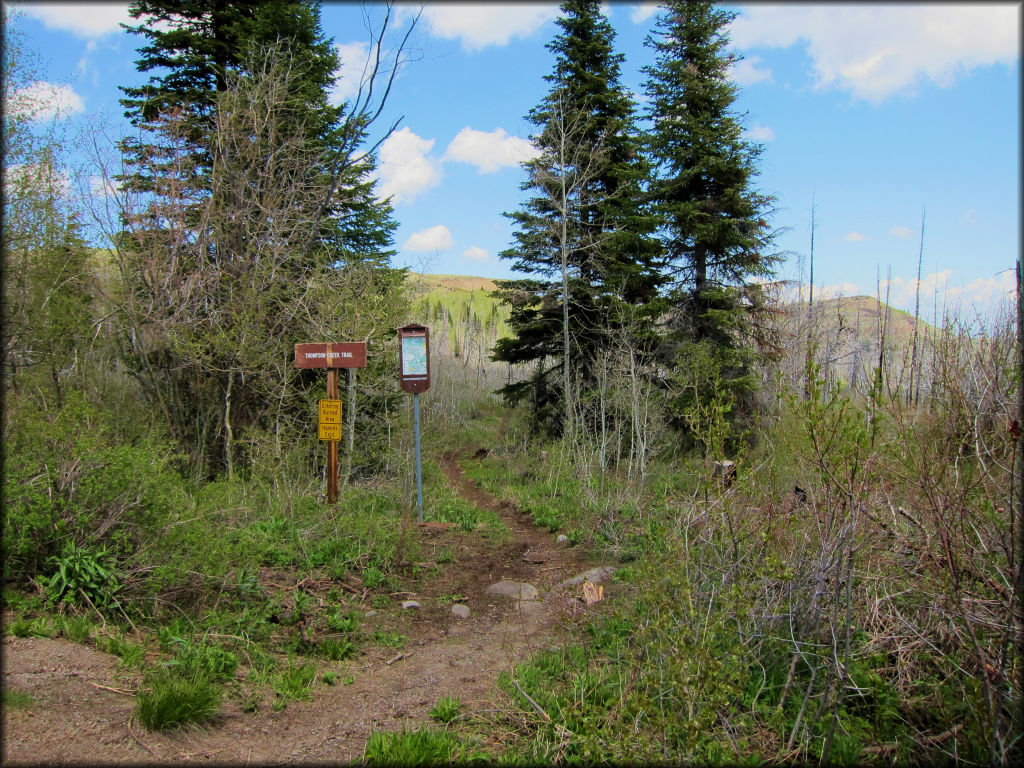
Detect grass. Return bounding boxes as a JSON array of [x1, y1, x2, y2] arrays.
[[364, 726, 463, 765], [3, 689, 35, 708], [8, 615, 55, 638], [272, 659, 317, 704], [136, 667, 222, 731]]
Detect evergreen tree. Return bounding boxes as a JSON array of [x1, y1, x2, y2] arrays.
[[642, 0, 776, 443], [494, 0, 661, 435], [113, 1, 408, 478]]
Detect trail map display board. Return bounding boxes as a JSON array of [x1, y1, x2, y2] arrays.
[[398, 325, 430, 393], [398, 324, 430, 521]]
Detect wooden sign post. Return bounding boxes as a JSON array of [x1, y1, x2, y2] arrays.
[[398, 325, 430, 521], [294, 342, 367, 503]]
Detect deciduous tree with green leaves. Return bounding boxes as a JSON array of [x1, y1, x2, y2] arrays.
[[2, 20, 94, 408]]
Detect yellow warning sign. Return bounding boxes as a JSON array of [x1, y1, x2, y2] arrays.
[[319, 399, 342, 441]]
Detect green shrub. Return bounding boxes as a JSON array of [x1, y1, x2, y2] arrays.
[[326, 609, 359, 634], [3, 391, 186, 585], [97, 633, 146, 669]]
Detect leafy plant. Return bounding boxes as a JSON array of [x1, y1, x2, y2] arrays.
[[429, 695, 462, 724], [326, 609, 359, 634], [97, 632, 146, 669], [371, 629, 408, 649], [44, 541, 121, 610]]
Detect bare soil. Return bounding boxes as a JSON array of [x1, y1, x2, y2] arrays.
[[2, 448, 602, 764]]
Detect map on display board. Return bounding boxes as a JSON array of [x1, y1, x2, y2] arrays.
[[401, 335, 427, 376]]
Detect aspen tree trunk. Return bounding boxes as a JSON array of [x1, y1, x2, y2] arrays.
[[909, 207, 925, 405]]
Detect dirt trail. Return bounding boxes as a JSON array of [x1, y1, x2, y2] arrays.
[[3, 448, 597, 764]]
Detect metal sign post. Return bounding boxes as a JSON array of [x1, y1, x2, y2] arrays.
[[294, 342, 367, 504], [398, 324, 430, 522]]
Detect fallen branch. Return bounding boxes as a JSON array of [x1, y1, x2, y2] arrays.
[[385, 652, 409, 665], [511, 679, 550, 721], [88, 682, 134, 696], [922, 723, 963, 745], [859, 742, 898, 758]]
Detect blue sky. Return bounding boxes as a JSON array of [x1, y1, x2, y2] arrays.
[[5, 1, 1020, 321]]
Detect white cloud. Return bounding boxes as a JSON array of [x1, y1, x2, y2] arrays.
[[845, 231, 867, 242], [889, 225, 914, 239], [784, 268, 1016, 319], [375, 127, 442, 205], [10, 2, 132, 38], [731, 55, 773, 86], [630, 2, 660, 24], [444, 127, 540, 172], [818, 282, 862, 300], [729, 4, 1020, 102], [879, 269, 955, 310], [463, 246, 491, 262], [9, 82, 85, 121], [329, 42, 376, 106], [89, 174, 120, 198], [775, 280, 862, 304], [403, 225, 453, 252], [744, 123, 775, 142], [424, 3, 558, 51], [943, 270, 1018, 308], [5, 163, 72, 196]]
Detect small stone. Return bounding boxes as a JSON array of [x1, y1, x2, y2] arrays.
[[451, 603, 471, 619], [556, 534, 569, 544], [363, 610, 377, 618], [561, 565, 616, 587], [401, 600, 421, 610], [485, 580, 539, 600]]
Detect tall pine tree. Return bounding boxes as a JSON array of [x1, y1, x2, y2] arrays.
[[494, 0, 661, 435], [113, 0, 407, 478], [642, 0, 776, 444]]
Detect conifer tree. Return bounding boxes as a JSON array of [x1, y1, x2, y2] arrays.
[[642, 0, 776, 442], [494, 0, 661, 435], [112, 0, 410, 477]]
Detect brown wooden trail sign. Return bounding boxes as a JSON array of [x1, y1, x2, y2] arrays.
[[295, 342, 367, 503], [294, 342, 367, 369]]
